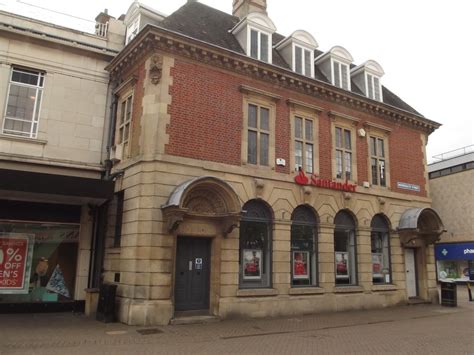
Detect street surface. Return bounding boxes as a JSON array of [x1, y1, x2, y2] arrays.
[[0, 286, 473, 354]]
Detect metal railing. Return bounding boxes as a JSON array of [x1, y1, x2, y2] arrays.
[[95, 22, 108, 37], [432, 145, 474, 162]]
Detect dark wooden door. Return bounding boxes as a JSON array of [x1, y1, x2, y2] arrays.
[[175, 237, 211, 311]]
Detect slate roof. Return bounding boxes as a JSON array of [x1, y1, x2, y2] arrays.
[[160, 2, 422, 117]]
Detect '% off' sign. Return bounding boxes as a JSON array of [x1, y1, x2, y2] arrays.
[[0, 237, 29, 290]]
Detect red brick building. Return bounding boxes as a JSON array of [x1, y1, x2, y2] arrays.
[[104, 0, 445, 325]]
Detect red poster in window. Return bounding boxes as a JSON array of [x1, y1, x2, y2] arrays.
[[0, 236, 29, 290], [293, 251, 309, 279]]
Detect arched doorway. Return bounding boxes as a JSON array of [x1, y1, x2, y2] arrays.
[[398, 208, 445, 300], [162, 176, 241, 313]]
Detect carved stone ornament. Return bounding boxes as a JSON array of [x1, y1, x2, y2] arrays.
[[149, 55, 163, 85]]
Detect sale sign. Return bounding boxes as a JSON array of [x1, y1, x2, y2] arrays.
[[0, 234, 34, 293]]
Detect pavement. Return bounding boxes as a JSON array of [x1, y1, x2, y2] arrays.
[[0, 286, 473, 355]]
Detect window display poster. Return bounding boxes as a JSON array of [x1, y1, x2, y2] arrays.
[[243, 249, 262, 280], [335, 252, 348, 277], [372, 254, 382, 275], [293, 251, 309, 279], [0, 234, 34, 294], [437, 260, 470, 282]]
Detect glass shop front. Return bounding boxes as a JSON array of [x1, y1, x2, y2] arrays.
[[0, 221, 80, 307]]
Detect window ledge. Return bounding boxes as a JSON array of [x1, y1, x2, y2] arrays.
[[371, 284, 397, 292], [289, 287, 325, 296], [237, 288, 278, 297], [333, 286, 364, 294], [0, 133, 47, 145], [106, 248, 121, 255]]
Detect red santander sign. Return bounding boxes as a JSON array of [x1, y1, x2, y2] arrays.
[[0, 236, 30, 291], [295, 169, 357, 192]]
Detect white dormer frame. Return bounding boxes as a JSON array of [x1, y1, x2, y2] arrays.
[[315, 46, 353, 91], [124, 1, 166, 45], [351, 60, 385, 102], [126, 16, 140, 44], [231, 12, 277, 64], [275, 30, 318, 78]]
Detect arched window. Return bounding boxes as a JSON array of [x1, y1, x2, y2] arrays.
[[239, 200, 273, 288], [334, 210, 357, 285], [371, 215, 391, 284], [291, 206, 318, 286]]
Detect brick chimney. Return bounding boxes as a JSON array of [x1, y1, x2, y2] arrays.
[[232, 0, 267, 18]]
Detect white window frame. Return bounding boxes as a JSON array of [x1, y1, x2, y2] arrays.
[[365, 73, 383, 101], [126, 16, 140, 44], [293, 44, 314, 78], [331, 59, 351, 90], [294, 115, 315, 174], [2, 67, 45, 139], [369, 134, 389, 187], [117, 94, 133, 157], [248, 26, 272, 63], [335, 126, 354, 181]]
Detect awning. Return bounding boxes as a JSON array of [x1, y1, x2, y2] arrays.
[[0, 168, 114, 204], [397, 208, 445, 246], [161, 176, 241, 235]]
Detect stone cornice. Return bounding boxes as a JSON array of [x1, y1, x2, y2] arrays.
[[106, 25, 441, 134]]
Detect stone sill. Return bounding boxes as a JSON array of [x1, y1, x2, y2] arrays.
[[289, 287, 325, 296], [333, 286, 365, 294], [371, 284, 398, 292], [0, 133, 47, 145], [236, 288, 278, 297], [106, 248, 121, 255]]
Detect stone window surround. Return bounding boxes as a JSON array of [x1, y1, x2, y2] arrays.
[[288, 99, 321, 175], [114, 77, 136, 161], [364, 122, 391, 189], [329, 111, 359, 183], [2, 66, 45, 139], [240, 86, 278, 169]]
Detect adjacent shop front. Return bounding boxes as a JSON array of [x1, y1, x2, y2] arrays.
[[0, 168, 113, 312], [435, 242, 474, 282]]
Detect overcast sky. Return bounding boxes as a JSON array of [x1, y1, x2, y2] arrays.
[[2, 0, 472, 162]]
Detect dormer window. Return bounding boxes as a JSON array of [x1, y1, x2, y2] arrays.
[[250, 28, 269, 62], [275, 30, 318, 78], [123, 2, 165, 45], [126, 17, 139, 44], [351, 60, 385, 102], [294, 46, 312, 76], [366, 73, 381, 101], [332, 59, 350, 90], [315, 46, 353, 91], [231, 12, 277, 64]]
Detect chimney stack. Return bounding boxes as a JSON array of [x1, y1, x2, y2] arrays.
[[232, 0, 267, 18]]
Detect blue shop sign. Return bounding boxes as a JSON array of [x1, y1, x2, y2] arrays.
[[435, 243, 474, 261]]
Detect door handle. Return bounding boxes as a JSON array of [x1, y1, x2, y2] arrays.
[[189, 261, 193, 271]]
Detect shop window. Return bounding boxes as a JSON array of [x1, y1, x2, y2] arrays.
[[371, 214, 391, 284], [370, 136, 387, 186], [117, 95, 133, 158], [291, 206, 318, 287], [239, 200, 273, 289], [294, 116, 314, 174], [245, 102, 273, 167], [2, 67, 45, 138], [0, 222, 80, 304], [335, 127, 353, 180], [113, 191, 124, 248], [334, 210, 357, 286]]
